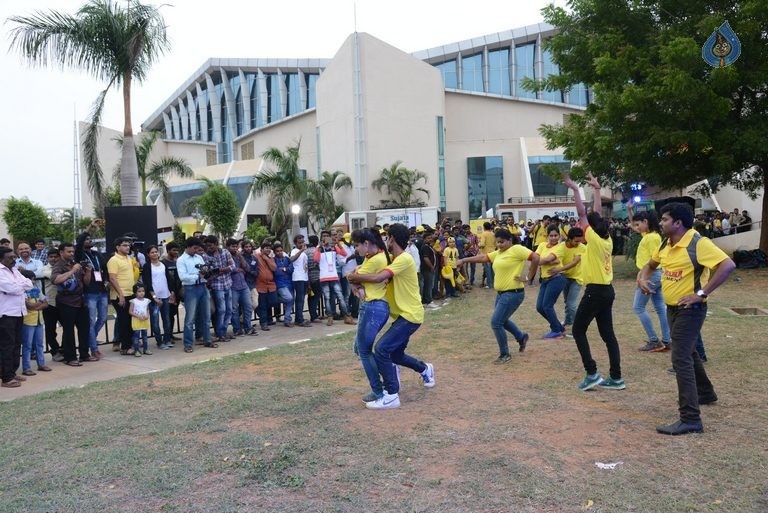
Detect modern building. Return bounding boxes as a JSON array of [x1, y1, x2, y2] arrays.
[[80, 23, 762, 240]]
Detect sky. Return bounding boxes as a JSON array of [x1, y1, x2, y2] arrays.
[[0, 0, 560, 208]]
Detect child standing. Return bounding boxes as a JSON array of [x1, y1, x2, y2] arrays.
[[20, 269, 51, 375], [129, 284, 152, 356]]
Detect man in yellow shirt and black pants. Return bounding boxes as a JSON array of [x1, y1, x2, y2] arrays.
[[639, 203, 735, 435]]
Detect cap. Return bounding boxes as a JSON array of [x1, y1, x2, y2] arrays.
[[447, 237, 455, 243], [343, 232, 351, 243], [415, 225, 425, 233]]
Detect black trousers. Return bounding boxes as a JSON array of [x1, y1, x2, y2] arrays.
[[572, 283, 622, 380], [668, 304, 715, 423], [58, 303, 90, 362], [0, 315, 22, 382], [42, 304, 61, 354], [112, 296, 135, 351]]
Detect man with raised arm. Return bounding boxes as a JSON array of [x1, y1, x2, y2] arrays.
[[563, 173, 624, 391]]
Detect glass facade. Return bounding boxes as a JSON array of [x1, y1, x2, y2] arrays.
[[487, 49, 510, 95], [528, 156, 570, 196], [569, 82, 589, 106], [435, 59, 457, 89], [514, 43, 536, 99], [541, 49, 563, 103], [467, 156, 503, 219], [437, 116, 446, 211], [462, 53, 483, 92], [227, 176, 253, 208], [287, 73, 302, 116], [307, 74, 319, 109]]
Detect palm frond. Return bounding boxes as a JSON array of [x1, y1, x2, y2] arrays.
[[82, 82, 116, 207]]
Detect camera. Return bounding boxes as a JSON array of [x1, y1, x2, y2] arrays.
[[79, 260, 92, 268], [195, 263, 220, 279]]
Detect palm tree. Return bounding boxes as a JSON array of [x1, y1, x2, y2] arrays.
[[113, 131, 194, 207], [371, 161, 430, 208], [8, 0, 170, 208], [305, 170, 353, 231], [251, 141, 324, 237]]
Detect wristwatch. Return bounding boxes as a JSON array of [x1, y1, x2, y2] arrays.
[[696, 289, 708, 298]]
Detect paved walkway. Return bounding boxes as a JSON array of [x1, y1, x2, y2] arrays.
[[1, 322, 357, 402]]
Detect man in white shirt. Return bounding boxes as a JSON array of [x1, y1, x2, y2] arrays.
[[339, 233, 359, 318], [290, 234, 311, 327]]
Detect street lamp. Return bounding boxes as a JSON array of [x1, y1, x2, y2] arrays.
[[291, 204, 301, 239]]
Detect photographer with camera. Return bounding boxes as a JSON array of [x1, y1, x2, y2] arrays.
[[203, 236, 236, 342], [75, 218, 108, 359], [51, 242, 96, 366], [177, 237, 213, 352]]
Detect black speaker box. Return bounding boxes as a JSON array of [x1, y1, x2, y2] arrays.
[[105, 206, 158, 255]]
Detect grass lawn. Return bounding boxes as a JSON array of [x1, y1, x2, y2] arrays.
[[1, 259, 767, 513]]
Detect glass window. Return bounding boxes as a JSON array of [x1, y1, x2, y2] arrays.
[[462, 53, 483, 92], [268, 74, 282, 123], [541, 49, 563, 103], [528, 156, 570, 196], [435, 59, 457, 89], [249, 75, 262, 129], [227, 176, 252, 208], [235, 89, 244, 136], [515, 43, 536, 99], [467, 156, 504, 219], [167, 182, 210, 217], [194, 103, 201, 140], [307, 74, 319, 109], [206, 101, 213, 142], [569, 82, 589, 107], [488, 49, 510, 95], [287, 74, 301, 116]]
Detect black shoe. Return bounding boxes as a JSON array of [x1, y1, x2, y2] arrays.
[[699, 394, 718, 405], [667, 367, 676, 374], [656, 420, 703, 435], [518, 333, 529, 353]]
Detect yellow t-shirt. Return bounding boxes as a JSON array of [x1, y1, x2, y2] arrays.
[[384, 253, 424, 324], [559, 225, 570, 240], [535, 242, 565, 279], [581, 225, 613, 285], [651, 229, 728, 305], [443, 246, 459, 268], [508, 224, 521, 237], [561, 242, 586, 284], [533, 223, 549, 246], [23, 296, 43, 326], [635, 231, 662, 269], [357, 252, 389, 301], [107, 253, 136, 300], [478, 230, 496, 255], [488, 244, 533, 291]]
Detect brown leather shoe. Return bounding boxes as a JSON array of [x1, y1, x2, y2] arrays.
[[326, 317, 333, 326], [37, 365, 52, 372], [13, 374, 27, 381], [1, 380, 21, 388], [344, 316, 356, 325], [22, 369, 36, 376]]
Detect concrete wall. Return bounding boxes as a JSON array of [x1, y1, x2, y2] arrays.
[[444, 93, 583, 220], [711, 228, 762, 255], [317, 33, 445, 212]]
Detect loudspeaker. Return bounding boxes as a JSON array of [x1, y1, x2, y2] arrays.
[[653, 196, 696, 212], [105, 206, 158, 255]]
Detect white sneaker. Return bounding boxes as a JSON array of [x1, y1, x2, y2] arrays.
[[422, 363, 435, 388], [365, 392, 400, 409]]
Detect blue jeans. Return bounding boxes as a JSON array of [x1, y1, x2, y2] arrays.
[[22, 324, 45, 370], [562, 278, 582, 326], [132, 329, 148, 353], [150, 298, 171, 345], [374, 316, 426, 395], [230, 287, 253, 332], [183, 284, 211, 348], [321, 281, 348, 317], [277, 286, 295, 323], [469, 262, 476, 284], [85, 292, 108, 353], [293, 281, 308, 324], [258, 290, 278, 328], [354, 300, 390, 398], [491, 290, 526, 357], [633, 269, 670, 342], [483, 261, 494, 288], [210, 288, 232, 338], [536, 274, 566, 333]]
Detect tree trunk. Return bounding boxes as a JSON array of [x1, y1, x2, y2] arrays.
[[760, 171, 768, 255], [120, 73, 141, 206]]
